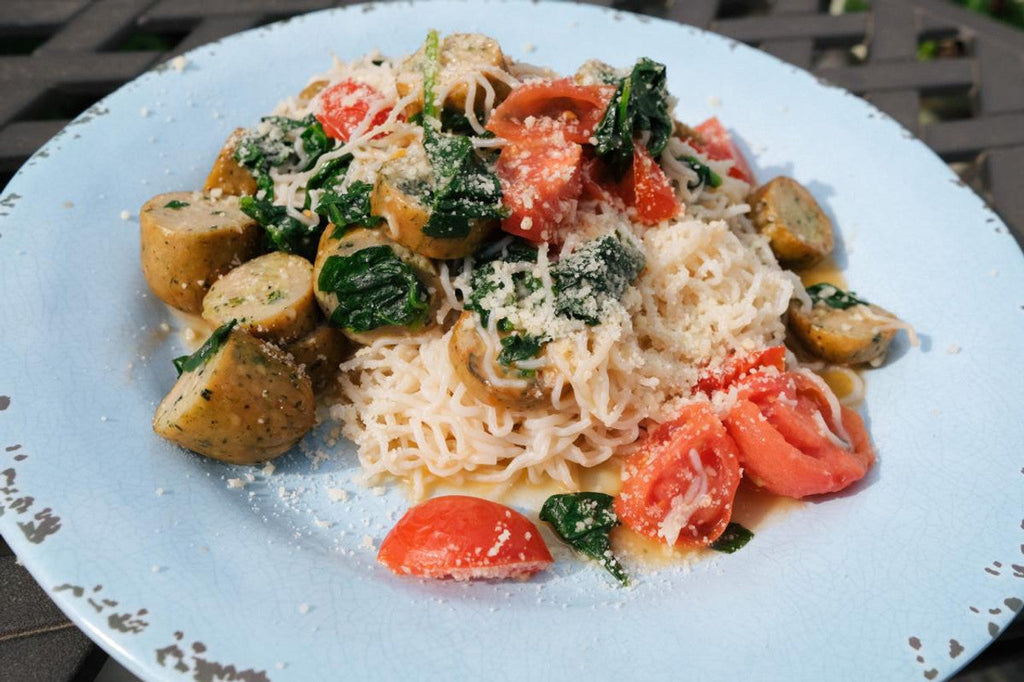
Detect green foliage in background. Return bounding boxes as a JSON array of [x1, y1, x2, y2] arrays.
[[834, 0, 1024, 61], [955, 0, 1024, 30], [836, 0, 1023, 32]]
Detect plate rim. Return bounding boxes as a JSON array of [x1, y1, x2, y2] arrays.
[[1, 2, 1022, 681]]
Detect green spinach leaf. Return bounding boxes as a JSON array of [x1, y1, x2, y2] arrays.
[[680, 156, 723, 190], [465, 239, 538, 327], [163, 200, 189, 210], [317, 245, 429, 332], [421, 133, 506, 238], [410, 108, 493, 137], [239, 196, 322, 259], [708, 522, 754, 554], [540, 492, 629, 586], [807, 283, 869, 310], [552, 235, 645, 325], [418, 30, 506, 240], [593, 58, 673, 176], [466, 236, 642, 365], [497, 333, 547, 367], [317, 181, 384, 237], [300, 120, 332, 162], [173, 320, 236, 376], [260, 115, 314, 132], [234, 114, 340, 201], [306, 154, 353, 193]]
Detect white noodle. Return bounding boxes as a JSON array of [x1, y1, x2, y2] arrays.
[[243, 42, 865, 493]]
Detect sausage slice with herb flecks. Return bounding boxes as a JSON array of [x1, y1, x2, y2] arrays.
[[202, 251, 319, 345], [751, 177, 833, 267], [140, 191, 262, 313], [153, 323, 315, 464]]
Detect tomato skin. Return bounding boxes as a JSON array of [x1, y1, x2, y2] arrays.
[[692, 117, 755, 184], [615, 403, 742, 546], [486, 79, 615, 144], [496, 137, 583, 243], [723, 371, 875, 498], [580, 147, 679, 225], [694, 345, 786, 395], [377, 495, 553, 580], [316, 80, 396, 141], [629, 145, 680, 224]]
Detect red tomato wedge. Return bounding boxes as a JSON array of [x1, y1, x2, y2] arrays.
[[615, 403, 742, 546], [316, 80, 396, 141], [486, 79, 614, 144], [694, 345, 786, 395], [580, 147, 680, 225], [692, 117, 755, 184], [496, 137, 583, 242], [723, 371, 875, 498], [628, 145, 680, 224], [377, 495, 553, 580]]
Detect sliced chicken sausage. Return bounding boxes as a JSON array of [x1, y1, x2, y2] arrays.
[[448, 311, 549, 410], [153, 325, 315, 464], [202, 251, 319, 344], [140, 191, 262, 313], [203, 129, 257, 196], [372, 140, 495, 259], [312, 226, 441, 345], [751, 177, 833, 267]]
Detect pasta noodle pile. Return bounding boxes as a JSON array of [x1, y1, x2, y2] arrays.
[[332, 214, 799, 498], [270, 48, 807, 497]]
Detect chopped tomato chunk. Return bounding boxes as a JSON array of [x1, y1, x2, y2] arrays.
[[615, 403, 742, 546], [694, 345, 786, 395], [377, 495, 553, 580], [580, 147, 679, 225], [487, 79, 614, 144], [723, 371, 875, 498], [316, 80, 396, 141], [496, 136, 583, 242], [692, 117, 755, 184], [629, 145, 680, 224]]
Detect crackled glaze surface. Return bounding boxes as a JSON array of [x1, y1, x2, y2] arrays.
[[0, 2, 1022, 680]]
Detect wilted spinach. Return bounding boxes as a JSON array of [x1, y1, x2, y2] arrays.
[[317, 245, 429, 332], [305, 154, 353, 194], [239, 196, 322, 259], [465, 238, 539, 327], [299, 119, 333, 161], [807, 283, 869, 310], [234, 114, 340, 200], [540, 492, 629, 586], [173, 320, 236, 376], [709, 522, 754, 554], [593, 58, 674, 177], [552, 235, 645, 325], [317, 181, 384, 237], [680, 156, 723, 190], [497, 333, 547, 368], [409, 108, 493, 137], [418, 30, 506, 239], [465, 235, 643, 367]]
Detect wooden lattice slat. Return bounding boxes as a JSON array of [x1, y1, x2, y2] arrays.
[[714, 12, 869, 43], [0, 1, 90, 33], [1, 0, 1017, 239]]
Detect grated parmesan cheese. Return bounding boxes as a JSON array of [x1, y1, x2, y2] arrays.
[[240, 39, 813, 496]]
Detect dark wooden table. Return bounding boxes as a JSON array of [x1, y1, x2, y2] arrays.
[[1, 1, 1021, 680]]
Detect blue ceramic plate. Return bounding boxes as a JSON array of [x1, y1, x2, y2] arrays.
[[1, 2, 1022, 680]]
